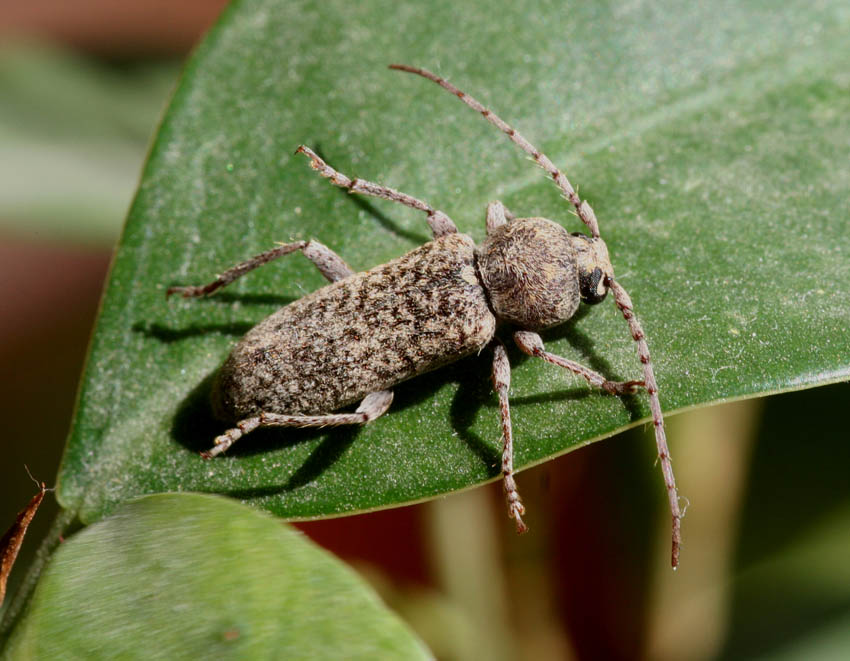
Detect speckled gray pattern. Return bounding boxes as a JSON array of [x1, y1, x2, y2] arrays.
[[211, 233, 496, 421]]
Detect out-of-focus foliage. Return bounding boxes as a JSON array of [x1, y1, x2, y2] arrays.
[[4, 494, 429, 658], [0, 43, 177, 243]]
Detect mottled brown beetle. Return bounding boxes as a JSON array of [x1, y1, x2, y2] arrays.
[[168, 65, 683, 568]]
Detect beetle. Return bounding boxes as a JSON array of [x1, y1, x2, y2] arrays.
[[168, 65, 683, 567]]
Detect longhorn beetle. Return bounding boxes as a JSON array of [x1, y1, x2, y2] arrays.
[[168, 65, 683, 568]]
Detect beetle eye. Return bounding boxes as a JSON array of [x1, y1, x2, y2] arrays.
[[579, 267, 607, 304]]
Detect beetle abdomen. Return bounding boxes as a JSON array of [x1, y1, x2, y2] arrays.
[[211, 233, 496, 421]]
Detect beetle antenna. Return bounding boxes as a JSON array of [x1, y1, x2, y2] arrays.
[[389, 64, 601, 238], [608, 278, 682, 568]]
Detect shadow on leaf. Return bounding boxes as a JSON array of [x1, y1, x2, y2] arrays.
[[134, 321, 256, 342], [312, 144, 432, 247]]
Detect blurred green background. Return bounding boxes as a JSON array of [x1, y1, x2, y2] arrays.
[[1, 2, 849, 659]]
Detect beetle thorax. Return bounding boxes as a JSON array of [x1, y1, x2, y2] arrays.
[[477, 217, 582, 330]]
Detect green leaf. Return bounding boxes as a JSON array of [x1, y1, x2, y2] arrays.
[[3, 494, 430, 659], [57, 0, 850, 523]]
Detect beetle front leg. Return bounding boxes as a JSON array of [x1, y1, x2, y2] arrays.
[[203, 390, 393, 458], [491, 340, 527, 534], [513, 330, 645, 395]]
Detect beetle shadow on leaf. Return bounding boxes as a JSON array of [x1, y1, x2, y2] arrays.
[[221, 426, 363, 500], [134, 320, 256, 343], [171, 372, 226, 453], [313, 144, 431, 246], [446, 354, 502, 476], [341, 188, 431, 246], [171, 371, 363, 498], [158, 289, 296, 308], [207, 292, 297, 307], [445, 334, 602, 478], [132, 292, 296, 343], [137, 292, 298, 343]]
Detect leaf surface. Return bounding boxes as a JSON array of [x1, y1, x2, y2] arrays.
[[4, 494, 429, 659]]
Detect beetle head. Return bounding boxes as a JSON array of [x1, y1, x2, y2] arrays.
[[570, 233, 612, 305]]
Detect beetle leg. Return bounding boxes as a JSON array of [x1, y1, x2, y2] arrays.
[[167, 239, 353, 298], [301, 240, 355, 282], [513, 330, 645, 395], [202, 390, 394, 458], [296, 146, 457, 239], [491, 340, 527, 533]]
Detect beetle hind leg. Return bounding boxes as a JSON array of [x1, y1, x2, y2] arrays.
[[202, 390, 394, 458]]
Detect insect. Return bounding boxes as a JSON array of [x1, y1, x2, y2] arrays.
[[168, 65, 683, 568]]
